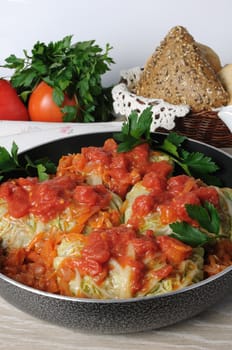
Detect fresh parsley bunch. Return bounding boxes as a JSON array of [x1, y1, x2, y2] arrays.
[[1, 35, 114, 122]]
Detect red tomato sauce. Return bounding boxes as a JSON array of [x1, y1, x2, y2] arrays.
[[129, 174, 219, 228], [0, 176, 112, 221], [57, 139, 174, 198], [57, 226, 192, 296]]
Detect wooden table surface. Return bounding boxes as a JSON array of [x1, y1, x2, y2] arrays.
[[1, 293, 232, 350], [0, 128, 231, 350]]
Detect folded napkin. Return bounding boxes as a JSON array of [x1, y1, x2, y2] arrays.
[[0, 121, 122, 152]]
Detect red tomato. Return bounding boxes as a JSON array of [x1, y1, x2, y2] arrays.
[[0, 79, 29, 121], [28, 81, 77, 122]]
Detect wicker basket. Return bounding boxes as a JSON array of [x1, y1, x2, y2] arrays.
[[171, 110, 232, 148]]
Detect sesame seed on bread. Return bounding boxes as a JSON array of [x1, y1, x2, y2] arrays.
[[136, 26, 229, 112]]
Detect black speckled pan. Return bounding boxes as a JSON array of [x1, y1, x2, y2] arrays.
[[0, 132, 232, 334]]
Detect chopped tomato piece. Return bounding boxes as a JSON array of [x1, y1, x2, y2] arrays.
[[128, 143, 150, 170], [196, 186, 219, 207], [142, 171, 167, 194], [167, 175, 198, 195], [82, 232, 110, 263], [82, 146, 111, 165], [0, 182, 30, 218], [148, 160, 173, 178], [132, 194, 154, 217], [131, 236, 158, 257], [74, 185, 99, 206], [76, 257, 103, 277], [156, 236, 192, 264]]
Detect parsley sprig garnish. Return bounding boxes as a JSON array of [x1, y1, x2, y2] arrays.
[[1, 35, 114, 122], [0, 142, 56, 182], [114, 108, 220, 185], [170, 202, 220, 247], [114, 107, 153, 152], [159, 133, 220, 185]]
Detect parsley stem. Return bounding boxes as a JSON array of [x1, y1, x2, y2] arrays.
[[169, 156, 191, 176]]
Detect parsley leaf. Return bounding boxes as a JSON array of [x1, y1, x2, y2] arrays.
[[159, 132, 220, 185], [163, 133, 187, 150], [114, 107, 153, 152], [36, 164, 50, 181], [181, 149, 219, 175], [0, 142, 22, 173], [170, 202, 220, 246], [170, 221, 209, 246], [186, 202, 220, 235], [0, 144, 56, 183]]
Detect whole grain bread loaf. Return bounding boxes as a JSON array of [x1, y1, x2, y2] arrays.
[[136, 26, 229, 112]]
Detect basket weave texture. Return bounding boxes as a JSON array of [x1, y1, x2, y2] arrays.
[[171, 111, 232, 148]]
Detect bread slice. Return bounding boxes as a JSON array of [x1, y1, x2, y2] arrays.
[[136, 26, 229, 112]]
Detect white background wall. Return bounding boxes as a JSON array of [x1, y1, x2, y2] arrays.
[[0, 0, 231, 86]]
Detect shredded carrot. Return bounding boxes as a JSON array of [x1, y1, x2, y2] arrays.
[[1, 231, 65, 293], [204, 239, 232, 277]]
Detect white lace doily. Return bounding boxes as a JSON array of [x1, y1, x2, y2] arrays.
[[112, 67, 190, 131]]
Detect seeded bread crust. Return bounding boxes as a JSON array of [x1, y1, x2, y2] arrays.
[[136, 26, 229, 112]]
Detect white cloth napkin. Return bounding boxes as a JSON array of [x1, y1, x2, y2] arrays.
[[0, 121, 123, 152], [0, 120, 231, 156]]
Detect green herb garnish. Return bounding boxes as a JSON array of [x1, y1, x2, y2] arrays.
[[159, 132, 220, 185], [1, 35, 114, 122], [114, 108, 220, 185], [186, 202, 220, 234], [0, 142, 20, 176], [114, 107, 153, 152], [170, 221, 209, 246], [114, 108, 221, 246], [170, 201, 220, 246], [0, 142, 56, 182]]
